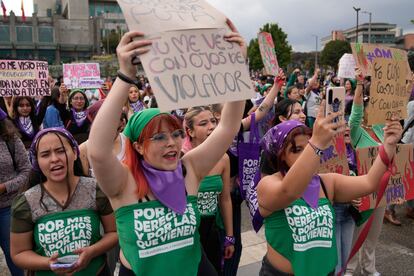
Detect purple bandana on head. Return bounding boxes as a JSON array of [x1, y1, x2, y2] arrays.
[[0, 107, 7, 121], [140, 159, 187, 214], [29, 127, 80, 172], [261, 120, 321, 209], [260, 120, 305, 156]]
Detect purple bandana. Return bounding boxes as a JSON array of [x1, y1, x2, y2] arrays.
[[140, 159, 187, 214], [29, 127, 80, 172], [260, 120, 305, 156], [71, 108, 88, 128], [17, 116, 35, 138], [261, 120, 321, 208], [0, 107, 7, 121], [130, 101, 145, 113]]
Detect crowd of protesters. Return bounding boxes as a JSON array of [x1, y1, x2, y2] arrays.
[[0, 22, 413, 276]]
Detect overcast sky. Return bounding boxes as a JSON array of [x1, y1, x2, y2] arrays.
[[3, 0, 414, 52]]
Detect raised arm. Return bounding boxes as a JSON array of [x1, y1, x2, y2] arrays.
[[257, 102, 344, 214], [241, 69, 285, 130], [304, 69, 319, 97], [88, 31, 152, 197], [332, 117, 402, 202], [348, 68, 365, 147]]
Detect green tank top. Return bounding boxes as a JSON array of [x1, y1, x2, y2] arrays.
[[33, 209, 104, 276], [197, 175, 223, 217], [264, 198, 337, 276], [115, 196, 201, 276]]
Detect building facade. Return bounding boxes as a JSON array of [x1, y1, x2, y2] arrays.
[[321, 22, 398, 49], [0, 0, 127, 64]]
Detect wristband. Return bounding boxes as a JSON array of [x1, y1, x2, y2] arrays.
[[308, 141, 324, 157], [224, 236, 235, 247], [379, 145, 394, 168], [117, 71, 139, 86]]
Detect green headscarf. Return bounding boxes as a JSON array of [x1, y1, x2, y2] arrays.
[[123, 108, 167, 142]]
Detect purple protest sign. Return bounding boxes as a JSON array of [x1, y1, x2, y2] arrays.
[[238, 113, 263, 232]]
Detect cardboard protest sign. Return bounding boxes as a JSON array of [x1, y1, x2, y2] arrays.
[[117, 0, 227, 34], [366, 56, 408, 125], [139, 29, 253, 111], [318, 134, 350, 175], [351, 43, 411, 80], [357, 144, 414, 211], [338, 54, 356, 79], [258, 32, 279, 76], [0, 60, 49, 97], [63, 63, 102, 89]]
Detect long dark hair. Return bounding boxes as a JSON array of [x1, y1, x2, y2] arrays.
[[273, 99, 301, 125], [28, 132, 86, 211], [12, 97, 40, 132]]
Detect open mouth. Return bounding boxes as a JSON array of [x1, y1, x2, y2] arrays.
[[50, 165, 64, 173], [163, 151, 178, 161]]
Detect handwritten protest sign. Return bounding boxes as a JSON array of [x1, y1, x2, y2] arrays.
[[258, 32, 279, 76], [351, 43, 411, 80], [0, 60, 49, 97], [117, 0, 227, 34], [367, 56, 408, 125], [118, 0, 253, 111], [318, 134, 349, 175], [139, 29, 253, 110], [357, 144, 414, 211], [338, 54, 356, 79], [63, 63, 102, 89]]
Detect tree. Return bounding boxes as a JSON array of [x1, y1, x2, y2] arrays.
[[101, 29, 121, 54], [408, 50, 414, 71], [247, 23, 292, 71], [320, 40, 351, 72]]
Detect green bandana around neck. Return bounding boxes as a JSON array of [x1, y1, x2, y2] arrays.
[[123, 108, 167, 142]]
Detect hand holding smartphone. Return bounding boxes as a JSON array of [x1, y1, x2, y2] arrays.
[[325, 87, 345, 127], [50, 255, 79, 270]]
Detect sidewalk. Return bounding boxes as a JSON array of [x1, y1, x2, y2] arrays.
[[237, 229, 266, 275]]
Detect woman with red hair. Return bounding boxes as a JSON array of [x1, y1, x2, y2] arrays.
[[88, 21, 246, 276]]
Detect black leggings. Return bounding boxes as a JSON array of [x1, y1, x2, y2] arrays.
[[199, 216, 222, 274], [118, 249, 217, 276]]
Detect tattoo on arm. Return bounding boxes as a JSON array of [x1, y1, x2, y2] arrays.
[[258, 103, 270, 113]]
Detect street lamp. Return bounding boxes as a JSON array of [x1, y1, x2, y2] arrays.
[[311, 34, 318, 69], [353, 7, 361, 43], [105, 10, 109, 55], [361, 11, 372, 43]]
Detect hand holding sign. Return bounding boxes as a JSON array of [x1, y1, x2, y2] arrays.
[[116, 31, 153, 79], [224, 18, 247, 60], [382, 118, 403, 160]]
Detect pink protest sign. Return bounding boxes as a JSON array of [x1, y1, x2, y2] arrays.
[[0, 59, 49, 97], [63, 63, 102, 89], [258, 32, 279, 76]]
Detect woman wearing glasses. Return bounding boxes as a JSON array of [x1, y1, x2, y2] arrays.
[[88, 21, 246, 276], [66, 90, 91, 144]]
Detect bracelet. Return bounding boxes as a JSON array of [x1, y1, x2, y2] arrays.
[[308, 141, 324, 157], [224, 236, 235, 247], [117, 71, 139, 86]]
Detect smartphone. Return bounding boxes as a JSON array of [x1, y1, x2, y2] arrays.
[[325, 87, 345, 125], [50, 255, 79, 269]]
